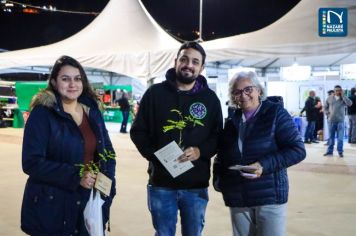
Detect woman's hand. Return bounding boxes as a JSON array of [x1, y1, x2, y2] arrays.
[[240, 162, 263, 179], [80, 171, 97, 189]]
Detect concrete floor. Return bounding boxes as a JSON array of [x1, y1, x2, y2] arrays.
[[0, 125, 355, 236]]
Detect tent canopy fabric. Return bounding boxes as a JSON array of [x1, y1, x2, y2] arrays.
[[0, 0, 355, 79], [0, 0, 180, 80], [202, 0, 356, 68]]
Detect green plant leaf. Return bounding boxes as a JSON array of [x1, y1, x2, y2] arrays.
[[163, 125, 175, 132], [194, 119, 204, 126], [75, 149, 115, 177], [171, 109, 182, 116]]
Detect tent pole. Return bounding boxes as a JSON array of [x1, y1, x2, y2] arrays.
[[110, 72, 113, 104], [198, 0, 203, 42]]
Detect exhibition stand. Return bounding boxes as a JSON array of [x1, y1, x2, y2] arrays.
[[3, 82, 133, 128]]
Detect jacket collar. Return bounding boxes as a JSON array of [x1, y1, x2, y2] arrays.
[[30, 89, 98, 116], [232, 100, 274, 125]]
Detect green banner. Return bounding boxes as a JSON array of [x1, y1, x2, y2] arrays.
[[15, 82, 132, 111], [103, 107, 132, 123], [15, 81, 47, 111], [103, 85, 132, 92]]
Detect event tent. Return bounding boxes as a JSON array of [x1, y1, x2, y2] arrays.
[[0, 0, 355, 80], [202, 0, 356, 68], [0, 0, 180, 80]]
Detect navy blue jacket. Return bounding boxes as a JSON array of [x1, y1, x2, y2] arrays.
[[21, 90, 116, 235], [130, 68, 223, 189], [214, 100, 305, 207]]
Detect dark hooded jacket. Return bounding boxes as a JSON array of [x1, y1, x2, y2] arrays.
[[21, 90, 116, 236], [301, 96, 318, 121], [214, 100, 305, 207], [348, 94, 356, 115], [130, 68, 223, 189]]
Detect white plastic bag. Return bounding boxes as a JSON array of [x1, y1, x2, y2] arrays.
[[84, 189, 105, 236]]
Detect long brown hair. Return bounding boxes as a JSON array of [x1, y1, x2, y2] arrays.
[[48, 55, 97, 100]]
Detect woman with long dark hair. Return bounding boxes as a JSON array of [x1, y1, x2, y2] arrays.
[[21, 55, 116, 235]]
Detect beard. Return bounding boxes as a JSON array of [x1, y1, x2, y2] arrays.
[[176, 69, 197, 85]]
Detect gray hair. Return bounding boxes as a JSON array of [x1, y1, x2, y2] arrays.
[[228, 71, 266, 108]]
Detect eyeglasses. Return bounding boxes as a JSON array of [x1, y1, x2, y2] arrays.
[[232, 86, 256, 97]]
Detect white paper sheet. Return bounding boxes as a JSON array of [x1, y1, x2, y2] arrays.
[[154, 141, 194, 178]]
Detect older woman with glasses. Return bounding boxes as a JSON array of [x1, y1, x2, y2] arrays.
[[213, 71, 305, 236]]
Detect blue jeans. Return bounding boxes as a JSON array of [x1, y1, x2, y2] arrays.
[[349, 115, 356, 142], [304, 121, 316, 142], [147, 185, 208, 236], [120, 110, 129, 132], [327, 121, 345, 154], [230, 203, 287, 236]]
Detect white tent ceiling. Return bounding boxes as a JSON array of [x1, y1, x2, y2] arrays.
[[0, 0, 355, 79], [203, 0, 356, 68], [0, 0, 180, 80]]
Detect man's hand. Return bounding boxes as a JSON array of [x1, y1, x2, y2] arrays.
[[178, 146, 200, 162]]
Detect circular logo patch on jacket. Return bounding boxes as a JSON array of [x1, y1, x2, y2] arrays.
[[189, 102, 207, 119]]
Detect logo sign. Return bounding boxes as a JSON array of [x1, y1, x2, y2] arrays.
[[189, 102, 207, 119], [319, 8, 347, 37]]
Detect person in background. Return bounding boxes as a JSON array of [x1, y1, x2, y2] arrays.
[[132, 100, 140, 121], [226, 100, 236, 118], [21, 55, 116, 235], [324, 90, 335, 146], [313, 96, 323, 141], [213, 71, 305, 236], [324, 85, 352, 157], [117, 91, 130, 133], [348, 87, 356, 143], [130, 42, 223, 236], [327, 90, 335, 97], [300, 90, 319, 143], [103, 90, 111, 105]]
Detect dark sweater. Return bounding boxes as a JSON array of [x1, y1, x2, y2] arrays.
[[118, 97, 130, 111], [301, 96, 318, 121], [130, 68, 223, 189], [348, 95, 356, 115]]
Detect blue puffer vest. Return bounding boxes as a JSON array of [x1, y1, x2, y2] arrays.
[[214, 100, 305, 207]]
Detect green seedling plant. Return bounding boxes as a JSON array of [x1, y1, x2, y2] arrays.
[[76, 149, 116, 177], [163, 109, 204, 147]]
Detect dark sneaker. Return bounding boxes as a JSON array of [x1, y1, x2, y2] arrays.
[[323, 153, 333, 157], [304, 141, 311, 144], [339, 153, 344, 158], [311, 140, 319, 143]]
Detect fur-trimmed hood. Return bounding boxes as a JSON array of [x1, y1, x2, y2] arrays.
[[30, 89, 57, 110], [30, 89, 100, 113]]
